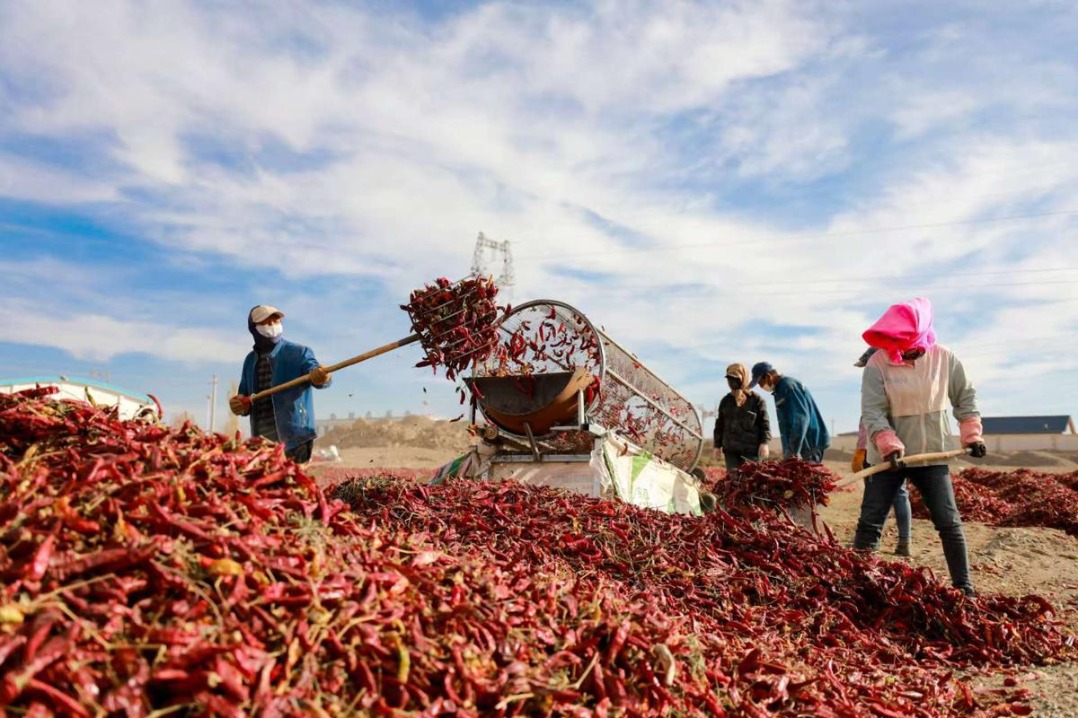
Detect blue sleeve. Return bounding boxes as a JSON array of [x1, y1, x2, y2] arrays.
[[238, 354, 252, 395], [299, 344, 331, 389], [781, 381, 812, 458], [774, 391, 791, 456]]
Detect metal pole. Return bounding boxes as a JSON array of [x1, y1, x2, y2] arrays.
[[605, 368, 704, 439], [209, 374, 218, 433]]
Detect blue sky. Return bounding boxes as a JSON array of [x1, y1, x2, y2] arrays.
[[1, 0, 1076, 435]]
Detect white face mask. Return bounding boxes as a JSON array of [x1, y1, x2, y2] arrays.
[[256, 322, 283, 339]]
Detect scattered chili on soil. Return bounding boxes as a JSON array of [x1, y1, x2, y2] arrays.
[[2, 388, 1074, 717], [910, 468, 1078, 538]]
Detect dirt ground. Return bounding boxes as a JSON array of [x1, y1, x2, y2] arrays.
[[315, 433, 1078, 716], [817, 458, 1078, 717], [817, 459, 1078, 601]]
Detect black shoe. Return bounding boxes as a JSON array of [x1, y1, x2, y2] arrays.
[[895, 541, 911, 557]]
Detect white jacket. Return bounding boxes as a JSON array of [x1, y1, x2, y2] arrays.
[[860, 345, 979, 465]]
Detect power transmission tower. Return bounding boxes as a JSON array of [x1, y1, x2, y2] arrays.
[[471, 232, 514, 298]]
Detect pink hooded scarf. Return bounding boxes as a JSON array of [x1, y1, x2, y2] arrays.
[[862, 297, 937, 364]]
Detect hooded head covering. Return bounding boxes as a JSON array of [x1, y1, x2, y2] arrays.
[[725, 363, 750, 405], [862, 297, 936, 364], [248, 305, 284, 353]]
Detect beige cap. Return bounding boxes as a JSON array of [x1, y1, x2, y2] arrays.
[[250, 305, 284, 323]]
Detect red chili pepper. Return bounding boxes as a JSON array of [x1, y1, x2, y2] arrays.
[[25, 534, 55, 582], [0, 387, 1072, 718]]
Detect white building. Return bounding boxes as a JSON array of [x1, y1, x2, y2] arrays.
[[0, 376, 160, 421]]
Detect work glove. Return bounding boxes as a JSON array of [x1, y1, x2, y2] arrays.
[[959, 416, 983, 445], [967, 442, 987, 458], [229, 395, 251, 416], [851, 448, 867, 473], [873, 429, 905, 464], [758, 443, 770, 460], [309, 365, 331, 387]]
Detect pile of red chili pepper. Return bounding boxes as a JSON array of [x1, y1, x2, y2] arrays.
[[333, 475, 1076, 716], [706, 459, 839, 514], [910, 468, 1078, 538], [2, 388, 1074, 717], [306, 466, 434, 488], [404, 275, 508, 381]]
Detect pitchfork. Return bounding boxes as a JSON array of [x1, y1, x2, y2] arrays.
[[242, 277, 501, 404]]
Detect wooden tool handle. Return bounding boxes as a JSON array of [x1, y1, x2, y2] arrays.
[[834, 448, 967, 490], [245, 333, 421, 403]]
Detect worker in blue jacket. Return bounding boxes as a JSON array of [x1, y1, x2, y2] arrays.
[[228, 305, 331, 463], [748, 362, 830, 462]]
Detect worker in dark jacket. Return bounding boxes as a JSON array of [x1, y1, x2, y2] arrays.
[[749, 362, 830, 462], [713, 363, 772, 476]]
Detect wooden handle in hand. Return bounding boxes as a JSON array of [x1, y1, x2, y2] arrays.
[[245, 333, 421, 403], [835, 448, 967, 490]]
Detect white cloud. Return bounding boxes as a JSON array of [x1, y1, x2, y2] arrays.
[[0, 1, 1076, 428], [0, 298, 237, 363], [890, 90, 982, 141], [0, 152, 120, 204]]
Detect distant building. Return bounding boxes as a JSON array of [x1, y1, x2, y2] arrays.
[[0, 376, 160, 421], [979, 415, 1077, 452], [982, 415, 1076, 435], [316, 411, 358, 437]]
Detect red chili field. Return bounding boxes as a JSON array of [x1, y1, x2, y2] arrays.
[[2, 388, 1077, 717]]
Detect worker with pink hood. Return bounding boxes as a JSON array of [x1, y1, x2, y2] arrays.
[[852, 298, 986, 596]]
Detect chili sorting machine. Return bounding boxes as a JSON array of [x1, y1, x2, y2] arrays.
[[437, 300, 706, 515]]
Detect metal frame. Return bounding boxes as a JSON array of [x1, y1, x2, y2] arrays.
[[479, 298, 608, 423], [604, 369, 703, 439], [492, 453, 593, 463], [469, 297, 705, 472]]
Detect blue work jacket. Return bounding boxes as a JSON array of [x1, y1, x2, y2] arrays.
[[772, 376, 830, 460], [238, 339, 329, 450]]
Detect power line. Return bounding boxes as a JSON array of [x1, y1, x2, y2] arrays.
[[680, 331, 1078, 357], [516, 208, 1078, 261], [715, 278, 1078, 298], [760, 265, 1078, 286], [954, 335, 1078, 351], [526, 277, 1078, 299], [531, 265, 1078, 292]]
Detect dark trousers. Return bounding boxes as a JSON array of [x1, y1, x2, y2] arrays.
[[853, 464, 970, 591], [724, 452, 758, 477], [864, 461, 912, 542], [891, 482, 912, 542], [286, 440, 314, 464]]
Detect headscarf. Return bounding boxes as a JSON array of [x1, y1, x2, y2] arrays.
[[862, 297, 936, 364], [248, 306, 283, 353], [725, 363, 750, 406]]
